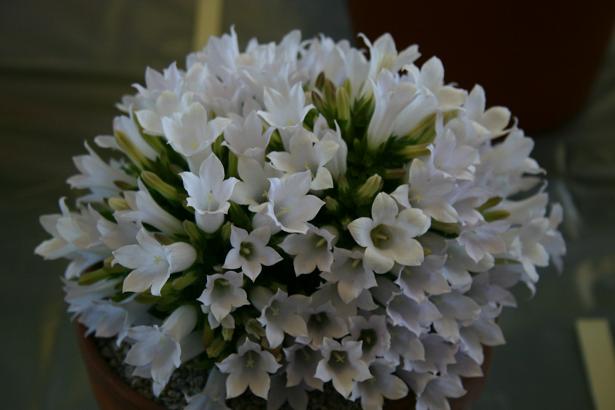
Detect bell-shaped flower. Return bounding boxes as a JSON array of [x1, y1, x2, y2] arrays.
[[223, 225, 282, 281], [198, 271, 249, 322], [386, 325, 425, 366], [180, 153, 238, 233], [348, 192, 430, 273], [321, 248, 377, 304], [313, 116, 347, 180], [400, 371, 466, 410], [161, 102, 230, 168], [112, 114, 158, 160], [266, 374, 309, 410], [232, 157, 278, 213], [96, 211, 139, 251], [268, 127, 338, 190], [349, 315, 391, 362], [280, 224, 336, 275], [406, 56, 467, 109], [258, 82, 314, 129], [113, 227, 196, 295], [265, 171, 325, 234], [459, 311, 505, 364], [432, 292, 481, 342], [298, 301, 349, 348], [314, 337, 372, 398], [387, 293, 441, 337], [464, 85, 511, 137], [124, 305, 201, 396], [118, 179, 184, 235], [431, 127, 479, 181], [351, 359, 408, 410], [284, 343, 324, 390], [361, 32, 419, 79], [67, 142, 135, 202], [185, 368, 230, 410], [35, 199, 107, 278], [217, 339, 281, 399], [223, 111, 273, 160], [136, 90, 194, 136], [458, 220, 508, 263], [395, 255, 450, 303], [391, 159, 459, 224], [366, 71, 417, 150], [257, 289, 309, 348]]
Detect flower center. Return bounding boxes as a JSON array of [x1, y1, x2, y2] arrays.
[[239, 241, 254, 258], [328, 350, 349, 371], [359, 328, 377, 352], [370, 224, 392, 248], [153, 255, 164, 265], [244, 350, 258, 369], [308, 311, 330, 331]]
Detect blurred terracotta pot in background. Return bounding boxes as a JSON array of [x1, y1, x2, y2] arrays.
[[348, 0, 615, 132]]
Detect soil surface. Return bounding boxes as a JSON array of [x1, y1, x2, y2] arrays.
[[95, 337, 362, 409]]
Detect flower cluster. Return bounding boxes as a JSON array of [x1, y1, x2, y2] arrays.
[[36, 29, 565, 410]]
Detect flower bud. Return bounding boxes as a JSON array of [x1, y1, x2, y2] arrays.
[[108, 197, 129, 211], [336, 87, 350, 122], [141, 171, 182, 202], [483, 209, 510, 222], [115, 130, 152, 170], [398, 143, 431, 160], [325, 196, 340, 214], [222, 327, 234, 341], [206, 337, 227, 358], [356, 174, 383, 204]]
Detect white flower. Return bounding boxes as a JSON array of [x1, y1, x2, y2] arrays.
[[299, 301, 349, 348], [232, 157, 278, 212], [136, 90, 193, 136], [217, 339, 281, 399], [198, 271, 248, 322], [321, 248, 377, 304], [361, 32, 420, 79], [314, 337, 372, 398], [161, 102, 230, 166], [366, 71, 417, 149], [118, 179, 184, 235], [112, 114, 158, 160], [432, 292, 481, 343], [223, 111, 273, 160], [265, 171, 325, 234], [280, 224, 336, 275], [258, 290, 309, 348], [348, 192, 430, 273], [223, 225, 282, 281], [349, 315, 391, 361], [180, 153, 238, 233], [67, 142, 135, 202], [113, 227, 196, 295], [185, 368, 230, 410], [268, 127, 338, 190], [464, 85, 511, 137], [387, 293, 441, 336], [266, 374, 309, 410], [387, 325, 425, 366], [125, 305, 201, 396], [431, 126, 479, 181], [258, 82, 314, 128], [395, 255, 450, 303], [284, 343, 323, 390], [35, 199, 107, 278], [392, 159, 458, 223], [351, 359, 408, 410], [400, 371, 466, 410], [458, 220, 508, 262]]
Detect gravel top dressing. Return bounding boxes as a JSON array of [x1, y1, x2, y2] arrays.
[[96, 337, 361, 410]]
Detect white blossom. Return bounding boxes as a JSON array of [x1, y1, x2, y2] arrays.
[[198, 271, 249, 322], [351, 359, 408, 410], [180, 153, 238, 233], [348, 192, 430, 273], [265, 171, 325, 234], [217, 339, 281, 399], [321, 247, 377, 304], [280, 224, 336, 275], [284, 343, 324, 390], [185, 368, 230, 410], [125, 305, 201, 396], [223, 225, 282, 281], [258, 290, 309, 348], [314, 337, 372, 398], [113, 227, 196, 295], [258, 82, 314, 128], [223, 111, 273, 160]]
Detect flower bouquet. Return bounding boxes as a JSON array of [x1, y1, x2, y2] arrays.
[[36, 29, 565, 410]]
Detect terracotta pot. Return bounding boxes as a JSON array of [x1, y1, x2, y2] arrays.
[[76, 324, 491, 410], [348, 0, 615, 132]]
